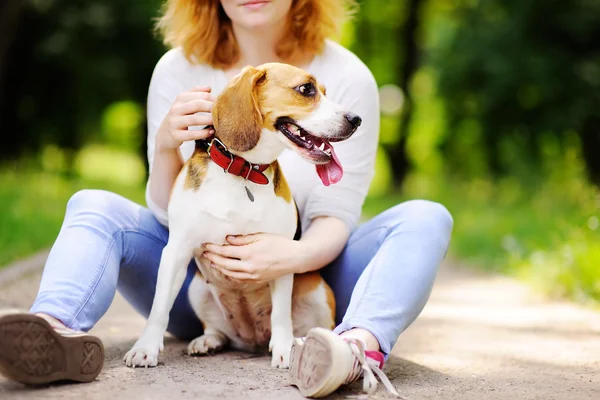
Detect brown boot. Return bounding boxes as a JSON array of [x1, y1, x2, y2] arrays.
[[0, 313, 104, 385]]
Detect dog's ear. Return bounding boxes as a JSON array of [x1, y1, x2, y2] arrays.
[[213, 66, 266, 152]]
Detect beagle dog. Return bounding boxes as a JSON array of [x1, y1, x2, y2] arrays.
[[124, 63, 361, 369]]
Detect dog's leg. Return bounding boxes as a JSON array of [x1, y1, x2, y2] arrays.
[[188, 327, 229, 356], [291, 276, 336, 337], [124, 240, 192, 367], [268, 273, 295, 368], [187, 275, 230, 356]]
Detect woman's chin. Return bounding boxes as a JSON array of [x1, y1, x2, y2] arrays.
[[235, 15, 281, 30]]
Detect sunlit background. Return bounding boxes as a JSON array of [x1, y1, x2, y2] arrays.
[[1, 0, 599, 305]]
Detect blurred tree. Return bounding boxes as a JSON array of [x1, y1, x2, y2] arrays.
[[435, 0, 600, 185], [0, 0, 165, 171], [0, 0, 25, 93], [389, 0, 422, 186], [350, 0, 424, 187]]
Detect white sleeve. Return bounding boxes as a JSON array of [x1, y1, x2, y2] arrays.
[[144, 50, 187, 227], [303, 67, 380, 232]]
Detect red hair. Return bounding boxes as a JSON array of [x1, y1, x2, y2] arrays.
[[156, 0, 356, 69]]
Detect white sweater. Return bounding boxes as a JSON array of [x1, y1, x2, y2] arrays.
[[145, 40, 380, 233]]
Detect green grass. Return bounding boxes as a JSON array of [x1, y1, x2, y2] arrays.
[[0, 167, 145, 268], [363, 172, 600, 305]]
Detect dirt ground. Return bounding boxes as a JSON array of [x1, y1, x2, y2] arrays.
[[0, 259, 599, 400]]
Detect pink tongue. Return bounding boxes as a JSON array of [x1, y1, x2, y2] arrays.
[[316, 143, 343, 186]]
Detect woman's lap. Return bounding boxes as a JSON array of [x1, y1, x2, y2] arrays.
[[33, 189, 451, 349], [136, 198, 451, 347]]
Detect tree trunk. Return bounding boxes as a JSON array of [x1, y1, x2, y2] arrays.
[[580, 115, 600, 187], [388, 0, 422, 187], [0, 0, 25, 97]]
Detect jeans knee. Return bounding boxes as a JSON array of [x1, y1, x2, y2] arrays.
[[394, 200, 454, 235], [67, 189, 123, 215], [65, 190, 132, 237]]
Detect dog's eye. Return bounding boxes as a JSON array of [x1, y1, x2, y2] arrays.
[[295, 83, 317, 97]]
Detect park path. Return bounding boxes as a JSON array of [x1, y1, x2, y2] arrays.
[[0, 258, 599, 400]]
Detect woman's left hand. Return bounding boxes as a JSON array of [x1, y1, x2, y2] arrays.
[[202, 234, 308, 284]]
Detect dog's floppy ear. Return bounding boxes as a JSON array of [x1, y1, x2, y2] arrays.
[[213, 66, 266, 152]]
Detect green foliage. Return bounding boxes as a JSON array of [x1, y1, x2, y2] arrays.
[[101, 101, 145, 151], [365, 161, 600, 304], [0, 165, 144, 268], [433, 0, 600, 179], [1, 0, 165, 161], [74, 144, 146, 186]]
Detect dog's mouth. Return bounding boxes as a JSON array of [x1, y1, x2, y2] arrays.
[[275, 117, 343, 186]]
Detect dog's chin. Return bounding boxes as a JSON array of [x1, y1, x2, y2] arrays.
[[275, 118, 341, 165]]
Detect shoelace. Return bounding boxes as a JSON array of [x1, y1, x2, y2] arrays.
[[345, 338, 405, 398]]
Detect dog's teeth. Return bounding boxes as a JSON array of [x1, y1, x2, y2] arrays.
[[318, 143, 325, 151]]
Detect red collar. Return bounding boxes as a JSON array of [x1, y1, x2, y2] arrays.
[[205, 138, 270, 185]]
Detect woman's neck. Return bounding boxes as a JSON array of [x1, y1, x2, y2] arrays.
[[226, 19, 312, 79], [232, 23, 283, 69]]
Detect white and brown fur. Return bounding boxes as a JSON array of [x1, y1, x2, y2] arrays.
[[124, 63, 360, 369]]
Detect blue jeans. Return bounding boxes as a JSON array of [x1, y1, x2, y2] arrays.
[[30, 190, 453, 356]]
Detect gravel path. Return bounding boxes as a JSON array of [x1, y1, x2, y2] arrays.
[[0, 259, 598, 400]]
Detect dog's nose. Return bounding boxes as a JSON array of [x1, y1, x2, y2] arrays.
[[344, 112, 362, 129]]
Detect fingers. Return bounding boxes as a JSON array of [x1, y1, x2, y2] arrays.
[[203, 252, 237, 267], [225, 234, 261, 246], [203, 252, 249, 273], [173, 99, 214, 116], [157, 86, 215, 150], [175, 86, 212, 103], [174, 92, 214, 107], [204, 243, 247, 259], [172, 127, 214, 142], [200, 255, 257, 281], [211, 263, 256, 281], [188, 85, 212, 93], [170, 113, 213, 130]]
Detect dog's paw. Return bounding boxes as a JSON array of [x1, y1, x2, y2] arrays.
[[270, 339, 293, 369], [187, 332, 227, 356], [123, 337, 164, 368]]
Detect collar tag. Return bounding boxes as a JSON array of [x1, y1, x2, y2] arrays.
[[245, 186, 255, 202]]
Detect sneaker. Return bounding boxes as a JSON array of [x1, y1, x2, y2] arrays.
[[289, 327, 402, 398], [0, 313, 104, 385]]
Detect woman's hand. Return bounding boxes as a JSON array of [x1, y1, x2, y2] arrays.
[[156, 85, 215, 151], [202, 234, 310, 284]]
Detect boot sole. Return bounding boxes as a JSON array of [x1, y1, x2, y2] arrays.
[[0, 313, 104, 385], [289, 328, 353, 398]]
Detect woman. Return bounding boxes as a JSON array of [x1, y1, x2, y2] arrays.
[[0, 0, 452, 397]]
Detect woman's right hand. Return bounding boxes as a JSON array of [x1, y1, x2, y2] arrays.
[[156, 85, 215, 151]]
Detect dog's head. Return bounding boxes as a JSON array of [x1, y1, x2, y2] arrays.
[[212, 62, 361, 186]]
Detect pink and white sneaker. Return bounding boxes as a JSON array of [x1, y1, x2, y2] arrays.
[[289, 327, 402, 398]]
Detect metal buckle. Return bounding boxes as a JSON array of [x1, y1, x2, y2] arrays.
[[225, 153, 235, 173], [206, 138, 235, 173], [245, 162, 253, 180], [207, 137, 228, 154]]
